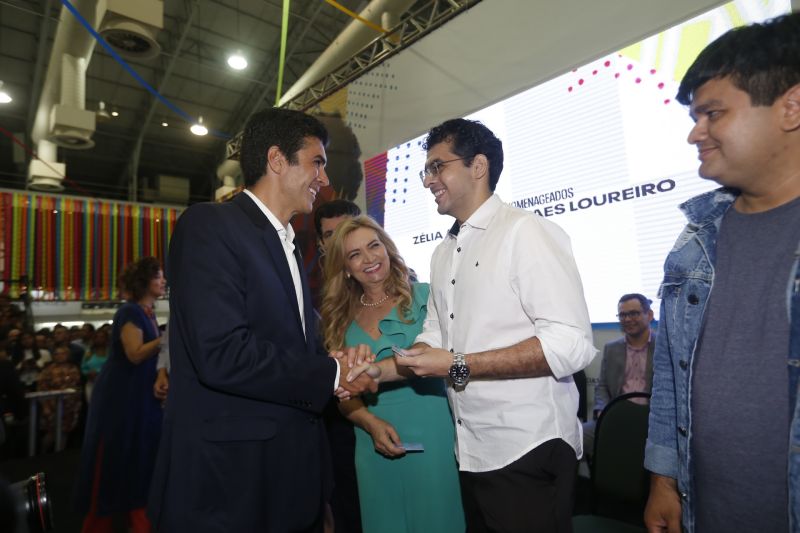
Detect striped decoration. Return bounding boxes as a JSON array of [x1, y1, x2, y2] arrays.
[[0, 191, 182, 301], [363, 151, 389, 227]]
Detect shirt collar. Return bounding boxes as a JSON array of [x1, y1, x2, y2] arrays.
[[448, 194, 503, 237], [243, 189, 296, 243]]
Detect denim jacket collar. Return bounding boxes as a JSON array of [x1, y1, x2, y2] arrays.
[[679, 187, 738, 227]]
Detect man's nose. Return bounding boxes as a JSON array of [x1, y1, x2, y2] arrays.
[[687, 119, 706, 145], [318, 167, 330, 186]]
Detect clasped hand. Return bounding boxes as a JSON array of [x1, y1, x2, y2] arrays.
[[330, 344, 379, 400]]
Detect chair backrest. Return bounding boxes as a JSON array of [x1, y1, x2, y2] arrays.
[[591, 391, 651, 521]]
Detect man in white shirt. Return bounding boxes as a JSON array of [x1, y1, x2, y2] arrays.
[[356, 119, 596, 531]]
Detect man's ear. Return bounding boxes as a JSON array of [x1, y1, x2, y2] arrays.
[[471, 154, 489, 182], [267, 145, 285, 174], [780, 83, 800, 132]]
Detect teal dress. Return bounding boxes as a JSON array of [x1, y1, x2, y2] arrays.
[[345, 283, 465, 533]]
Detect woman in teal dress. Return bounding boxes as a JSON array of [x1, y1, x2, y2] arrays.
[[321, 215, 464, 533]]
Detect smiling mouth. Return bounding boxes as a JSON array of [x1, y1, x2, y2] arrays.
[[364, 263, 381, 274], [432, 189, 445, 202], [697, 147, 717, 160]]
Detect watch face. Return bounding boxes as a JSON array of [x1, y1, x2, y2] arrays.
[[449, 363, 470, 385]]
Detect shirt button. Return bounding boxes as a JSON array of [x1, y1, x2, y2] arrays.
[[679, 360, 688, 370], [451, 279, 455, 285], [449, 348, 454, 353], [457, 419, 462, 425], [450, 313, 454, 319], [457, 247, 461, 252], [678, 426, 687, 436], [680, 492, 688, 500]]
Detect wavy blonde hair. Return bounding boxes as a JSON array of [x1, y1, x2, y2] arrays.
[[321, 215, 412, 351]]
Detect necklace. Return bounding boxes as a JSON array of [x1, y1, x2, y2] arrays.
[[360, 293, 390, 307]]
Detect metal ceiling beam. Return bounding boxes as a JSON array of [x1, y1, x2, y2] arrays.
[[284, 0, 481, 111], [225, 0, 482, 160], [122, 0, 199, 201]]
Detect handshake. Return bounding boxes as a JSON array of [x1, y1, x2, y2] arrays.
[[329, 344, 383, 400]]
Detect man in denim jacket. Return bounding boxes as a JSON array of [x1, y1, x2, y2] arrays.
[[644, 13, 800, 533]]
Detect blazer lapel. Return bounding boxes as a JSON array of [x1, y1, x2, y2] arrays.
[[233, 193, 304, 333], [295, 245, 316, 351]]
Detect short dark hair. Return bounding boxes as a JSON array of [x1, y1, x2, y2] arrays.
[[677, 12, 800, 106], [121, 257, 162, 302], [423, 119, 504, 191], [618, 293, 652, 312], [240, 108, 329, 187], [314, 200, 361, 237]]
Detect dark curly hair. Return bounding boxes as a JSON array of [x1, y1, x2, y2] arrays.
[[677, 12, 800, 106], [423, 118, 504, 191], [240, 108, 329, 187], [120, 257, 162, 302]]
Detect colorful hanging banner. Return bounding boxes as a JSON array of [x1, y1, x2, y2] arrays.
[[0, 191, 182, 301]]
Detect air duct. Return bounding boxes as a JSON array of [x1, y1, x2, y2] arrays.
[[279, 0, 416, 106], [29, 0, 100, 190], [28, 0, 164, 191], [50, 53, 95, 149], [28, 140, 66, 192], [215, 159, 240, 201], [97, 0, 164, 60]]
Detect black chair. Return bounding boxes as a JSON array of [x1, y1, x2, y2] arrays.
[[574, 392, 651, 532]]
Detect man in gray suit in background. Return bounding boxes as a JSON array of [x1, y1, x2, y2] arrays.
[[584, 293, 655, 454]]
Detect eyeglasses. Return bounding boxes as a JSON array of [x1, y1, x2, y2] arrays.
[[617, 310, 643, 320], [419, 157, 466, 184]]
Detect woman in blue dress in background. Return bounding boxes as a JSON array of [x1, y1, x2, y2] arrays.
[[321, 216, 464, 533], [75, 256, 165, 533]]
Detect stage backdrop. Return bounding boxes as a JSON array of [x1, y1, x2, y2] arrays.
[[315, 0, 791, 323]]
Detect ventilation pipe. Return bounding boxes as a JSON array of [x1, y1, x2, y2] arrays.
[[278, 0, 416, 106], [28, 0, 163, 191], [97, 0, 163, 60], [27, 140, 65, 192], [29, 0, 99, 191], [215, 159, 241, 201], [50, 53, 95, 149]]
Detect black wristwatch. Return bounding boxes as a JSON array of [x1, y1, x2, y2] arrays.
[[448, 352, 470, 386]]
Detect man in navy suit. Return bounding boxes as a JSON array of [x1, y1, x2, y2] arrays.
[[147, 108, 375, 532]]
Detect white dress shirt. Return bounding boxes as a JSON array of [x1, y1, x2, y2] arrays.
[[415, 194, 597, 472], [242, 190, 340, 389]]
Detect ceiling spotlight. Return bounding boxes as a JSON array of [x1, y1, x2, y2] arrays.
[[97, 100, 111, 121], [190, 116, 208, 136], [0, 81, 12, 104], [110, 109, 120, 117], [161, 121, 169, 127], [227, 51, 248, 71]]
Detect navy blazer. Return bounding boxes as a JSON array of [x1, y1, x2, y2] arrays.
[[148, 192, 338, 532]]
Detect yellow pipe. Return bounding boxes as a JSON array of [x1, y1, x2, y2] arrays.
[[323, 0, 389, 34]]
